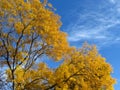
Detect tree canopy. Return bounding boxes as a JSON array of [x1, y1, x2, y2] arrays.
[[0, 0, 115, 90]]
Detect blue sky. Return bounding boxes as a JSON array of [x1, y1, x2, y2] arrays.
[[49, 0, 120, 89]]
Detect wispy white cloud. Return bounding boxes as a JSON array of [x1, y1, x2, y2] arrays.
[[68, 13, 120, 39], [108, 0, 120, 13], [109, 0, 116, 4], [65, 0, 120, 48]]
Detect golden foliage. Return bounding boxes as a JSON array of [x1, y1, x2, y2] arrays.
[[0, 0, 115, 90], [6, 44, 115, 90]]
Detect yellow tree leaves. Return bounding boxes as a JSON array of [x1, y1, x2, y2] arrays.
[[15, 22, 24, 34], [52, 44, 115, 90], [0, 0, 116, 90], [0, 0, 71, 63], [0, 0, 71, 89], [6, 44, 115, 90]]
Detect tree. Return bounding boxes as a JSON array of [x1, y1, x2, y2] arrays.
[[0, 0, 71, 89], [0, 0, 115, 90], [52, 44, 116, 90], [5, 43, 115, 90]]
